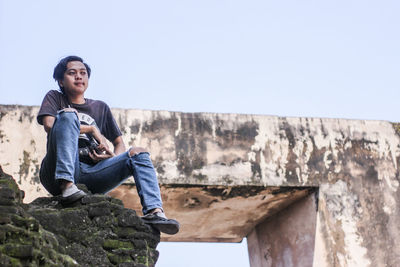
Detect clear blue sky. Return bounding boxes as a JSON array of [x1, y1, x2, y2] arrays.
[[1, 1, 399, 266]]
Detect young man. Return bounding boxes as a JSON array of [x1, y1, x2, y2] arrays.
[[37, 55, 179, 235]]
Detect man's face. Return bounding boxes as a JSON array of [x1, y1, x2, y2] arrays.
[[59, 61, 89, 96]]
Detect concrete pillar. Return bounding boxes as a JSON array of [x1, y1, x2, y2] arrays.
[[247, 192, 317, 267]]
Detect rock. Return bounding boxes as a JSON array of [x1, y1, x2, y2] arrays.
[[0, 166, 160, 266]]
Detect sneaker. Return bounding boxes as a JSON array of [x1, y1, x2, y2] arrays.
[[141, 212, 180, 235], [60, 190, 87, 206]]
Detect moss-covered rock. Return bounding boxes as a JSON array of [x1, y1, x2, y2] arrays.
[[103, 239, 135, 250], [0, 166, 160, 266]]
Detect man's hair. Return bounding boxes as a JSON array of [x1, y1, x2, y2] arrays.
[[53, 55, 91, 93]]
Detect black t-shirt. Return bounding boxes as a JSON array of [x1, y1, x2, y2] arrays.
[[37, 90, 122, 142]]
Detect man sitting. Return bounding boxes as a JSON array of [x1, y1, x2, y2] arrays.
[[37, 55, 179, 235]]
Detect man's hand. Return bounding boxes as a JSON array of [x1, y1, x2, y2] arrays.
[[80, 124, 115, 162], [90, 126, 110, 153], [89, 146, 115, 163], [80, 125, 110, 153]]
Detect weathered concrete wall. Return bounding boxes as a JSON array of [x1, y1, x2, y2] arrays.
[[247, 192, 317, 267], [1, 104, 400, 266]]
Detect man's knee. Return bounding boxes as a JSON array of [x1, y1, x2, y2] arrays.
[[129, 147, 149, 157], [56, 111, 79, 126], [57, 110, 78, 120]]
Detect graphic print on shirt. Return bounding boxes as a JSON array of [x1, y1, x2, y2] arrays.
[[76, 112, 99, 143], [77, 112, 97, 127]]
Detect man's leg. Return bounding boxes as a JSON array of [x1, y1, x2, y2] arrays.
[[39, 111, 85, 203], [53, 111, 79, 183], [128, 150, 163, 214], [77, 150, 162, 212], [77, 149, 179, 234], [127, 149, 179, 234]]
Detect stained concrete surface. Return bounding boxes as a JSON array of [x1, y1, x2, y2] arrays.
[[109, 185, 314, 242], [1, 104, 399, 266], [247, 192, 317, 267]]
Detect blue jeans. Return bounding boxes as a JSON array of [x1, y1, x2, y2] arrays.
[[39, 111, 163, 214]]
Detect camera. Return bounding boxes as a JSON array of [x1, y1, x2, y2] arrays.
[[78, 134, 100, 164]]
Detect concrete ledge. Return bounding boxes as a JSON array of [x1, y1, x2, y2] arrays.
[[109, 185, 315, 242], [1, 104, 399, 266]]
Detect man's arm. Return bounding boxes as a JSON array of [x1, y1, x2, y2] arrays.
[[42, 108, 78, 134], [42, 110, 103, 140], [43, 116, 55, 134], [112, 136, 126, 155]]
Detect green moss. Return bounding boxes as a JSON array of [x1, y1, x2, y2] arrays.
[[0, 179, 20, 198], [38, 229, 59, 248], [9, 257, 23, 267], [103, 239, 134, 250], [1, 243, 33, 258], [136, 255, 148, 265], [114, 227, 136, 238], [11, 215, 39, 231], [91, 213, 116, 227], [110, 198, 124, 206], [59, 254, 79, 266], [1, 224, 31, 243], [107, 252, 133, 264]]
